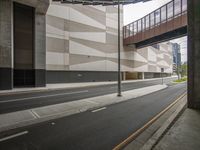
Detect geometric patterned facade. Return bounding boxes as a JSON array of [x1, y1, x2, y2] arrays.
[[46, 2, 173, 75]]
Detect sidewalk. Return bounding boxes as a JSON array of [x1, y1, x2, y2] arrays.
[[153, 108, 200, 150], [123, 93, 200, 150], [0, 84, 167, 133], [120, 93, 187, 150], [0, 76, 177, 95]]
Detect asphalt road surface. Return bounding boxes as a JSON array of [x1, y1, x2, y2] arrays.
[[0, 77, 176, 114], [0, 82, 186, 150]]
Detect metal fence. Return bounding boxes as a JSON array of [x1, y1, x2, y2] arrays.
[[123, 0, 187, 44]]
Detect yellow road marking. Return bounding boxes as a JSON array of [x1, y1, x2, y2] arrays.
[[113, 93, 186, 150]]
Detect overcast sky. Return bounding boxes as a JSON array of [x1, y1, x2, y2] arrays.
[[123, 0, 187, 62]]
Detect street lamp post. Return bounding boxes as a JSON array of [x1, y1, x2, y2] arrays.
[[117, 0, 122, 97]]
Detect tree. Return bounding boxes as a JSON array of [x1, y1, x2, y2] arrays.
[[180, 62, 187, 77]]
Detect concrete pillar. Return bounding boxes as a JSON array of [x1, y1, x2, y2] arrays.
[[34, 11, 46, 87], [0, 0, 13, 90], [122, 72, 126, 81], [142, 72, 145, 80], [0, 0, 49, 90], [188, 0, 200, 109]]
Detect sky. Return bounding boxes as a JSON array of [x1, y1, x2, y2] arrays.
[[123, 0, 187, 62]]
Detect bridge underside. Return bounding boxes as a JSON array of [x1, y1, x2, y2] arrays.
[[123, 0, 187, 48], [130, 26, 187, 48]]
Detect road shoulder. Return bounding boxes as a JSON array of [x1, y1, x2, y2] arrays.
[[0, 84, 167, 134], [0, 76, 176, 96]]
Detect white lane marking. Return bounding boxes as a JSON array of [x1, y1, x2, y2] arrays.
[[110, 87, 117, 89], [0, 131, 28, 142], [92, 107, 106, 113], [30, 110, 41, 119], [110, 86, 123, 89], [0, 90, 89, 103], [85, 100, 99, 104]]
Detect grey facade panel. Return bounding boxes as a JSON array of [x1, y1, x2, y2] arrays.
[[0, 68, 13, 90], [46, 37, 69, 53], [144, 72, 170, 79], [13, 69, 46, 87], [0, 0, 12, 68], [14, 69, 35, 87], [46, 71, 118, 83], [35, 69, 46, 87]]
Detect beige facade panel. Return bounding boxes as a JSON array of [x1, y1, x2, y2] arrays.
[[70, 5, 106, 25], [69, 21, 105, 32], [148, 65, 157, 72], [46, 52, 69, 66], [70, 37, 118, 54], [47, 64, 69, 70], [70, 60, 106, 71], [106, 33, 118, 45], [46, 37, 69, 53], [69, 40, 106, 57], [46, 2, 173, 74], [46, 15, 66, 31], [69, 54, 104, 66]]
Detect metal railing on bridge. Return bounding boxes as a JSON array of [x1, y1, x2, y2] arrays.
[[123, 0, 187, 46]]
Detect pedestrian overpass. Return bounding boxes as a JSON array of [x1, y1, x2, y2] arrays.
[[123, 0, 187, 48]]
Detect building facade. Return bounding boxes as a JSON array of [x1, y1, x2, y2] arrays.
[[0, 0, 173, 90], [46, 2, 124, 83], [0, 0, 50, 90], [172, 43, 181, 66], [171, 43, 181, 73], [46, 2, 173, 83]]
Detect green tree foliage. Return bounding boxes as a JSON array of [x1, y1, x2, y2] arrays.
[[180, 62, 187, 77]]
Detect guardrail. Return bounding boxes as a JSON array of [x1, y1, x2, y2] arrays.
[[123, 0, 187, 45]]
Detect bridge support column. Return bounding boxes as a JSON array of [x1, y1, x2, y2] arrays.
[[0, 0, 13, 90], [188, 0, 200, 109]]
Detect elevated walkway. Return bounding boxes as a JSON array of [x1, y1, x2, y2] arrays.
[[123, 0, 187, 48]]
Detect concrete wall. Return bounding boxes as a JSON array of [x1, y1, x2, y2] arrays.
[[123, 43, 173, 73], [46, 2, 173, 81], [0, 0, 13, 90], [0, 0, 174, 88], [46, 3, 124, 72], [188, 0, 200, 109], [0, 0, 49, 90]]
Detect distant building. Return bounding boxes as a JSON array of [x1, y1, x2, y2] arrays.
[[171, 43, 181, 73], [172, 43, 181, 66]]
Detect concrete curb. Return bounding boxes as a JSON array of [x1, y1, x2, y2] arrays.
[[0, 76, 177, 96], [0, 84, 167, 133], [0, 82, 116, 96], [140, 94, 187, 150]]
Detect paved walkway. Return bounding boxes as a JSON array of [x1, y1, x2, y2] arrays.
[[153, 108, 200, 150], [123, 94, 200, 150], [0, 76, 176, 95], [0, 84, 167, 133], [123, 93, 187, 150]]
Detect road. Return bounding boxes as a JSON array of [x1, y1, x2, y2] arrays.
[[0, 77, 176, 114], [0, 82, 186, 150]]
